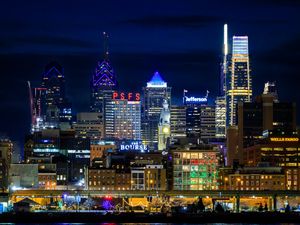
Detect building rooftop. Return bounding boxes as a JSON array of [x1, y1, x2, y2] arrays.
[[146, 71, 167, 88]]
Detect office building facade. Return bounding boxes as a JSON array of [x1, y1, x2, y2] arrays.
[[236, 94, 296, 163], [200, 105, 216, 140], [171, 146, 220, 190], [215, 96, 226, 138], [74, 112, 104, 141], [170, 105, 187, 139], [243, 130, 300, 190], [184, 93, 215, 141], [105, 92, 141, 140]]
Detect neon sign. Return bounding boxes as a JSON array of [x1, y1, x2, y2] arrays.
[[112, 92, 140, 101], [184, 96, 207, 104], [270, 137, 299, 142], [119, 140, 148, 152]]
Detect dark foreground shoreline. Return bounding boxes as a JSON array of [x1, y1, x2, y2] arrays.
[[1, 212, 300, 223]]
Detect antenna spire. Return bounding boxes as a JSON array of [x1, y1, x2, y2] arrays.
[[224, 24, 228, 56], [103, 32, 109, 60]]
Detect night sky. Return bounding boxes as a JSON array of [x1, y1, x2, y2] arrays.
[[1, 0, 300, 149]]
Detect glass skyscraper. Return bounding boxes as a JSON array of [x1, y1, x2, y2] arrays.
[[41, 62, 72, 128], [142, 72, 171, 150], [90, 59, 117, 113], [90, 32, 118, 136], [226, 36, 252, 126]]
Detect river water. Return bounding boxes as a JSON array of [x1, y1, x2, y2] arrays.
[[1, 223, 300, 225]]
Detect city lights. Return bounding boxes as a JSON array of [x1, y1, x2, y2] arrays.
[[0, 3, 300, 220]]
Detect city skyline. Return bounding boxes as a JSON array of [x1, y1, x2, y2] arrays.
[[1, 0, 300, 145], [2, 1, 300, 218]]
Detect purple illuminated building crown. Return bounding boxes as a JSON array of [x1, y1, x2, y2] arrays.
[[92, 32, 117, 88], [43, 61, 64, 78], [92, 59, 117, 88]]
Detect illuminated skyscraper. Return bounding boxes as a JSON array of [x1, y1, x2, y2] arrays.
[[142, 72, 171, 150], [42, 62, 65, 108], [28, 82, 47, 132], [184, 91, 215, 141], [41, 62, 72, 128], [226, 36, 252, 126], [90, 32, 118, 134], [105, 91, 141, 140]]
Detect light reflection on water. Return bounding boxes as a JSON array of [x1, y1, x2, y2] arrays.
[[1, 223, 300, 225]]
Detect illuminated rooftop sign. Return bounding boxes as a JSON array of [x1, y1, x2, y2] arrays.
[[184, 96, 207, 104], [270, 137, 299, 142], [112, 92, 140, 101], [119, 140, 148, 152]]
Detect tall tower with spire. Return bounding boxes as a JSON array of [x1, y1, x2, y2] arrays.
[[220, 24, 228, 97], [90, 32, 118, 136], [215, 24, 228, 138]]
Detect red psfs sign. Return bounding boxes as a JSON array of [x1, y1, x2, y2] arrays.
[[112, 92, 141, 101]]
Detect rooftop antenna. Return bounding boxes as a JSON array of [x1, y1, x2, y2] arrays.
[[103, 32, 109, 60], [205, 90, 210, 99], [224, 24, 228, 57], [221, 24, 228, 96]]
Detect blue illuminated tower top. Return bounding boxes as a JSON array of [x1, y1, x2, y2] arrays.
[[147, 71, 167, 88]]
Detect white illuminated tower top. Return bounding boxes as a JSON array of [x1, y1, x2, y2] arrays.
[[220, 24, 228, 97], [232, 36, 249, 57], [159, 99, 171, 126], [224, 24, 228, 56]]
